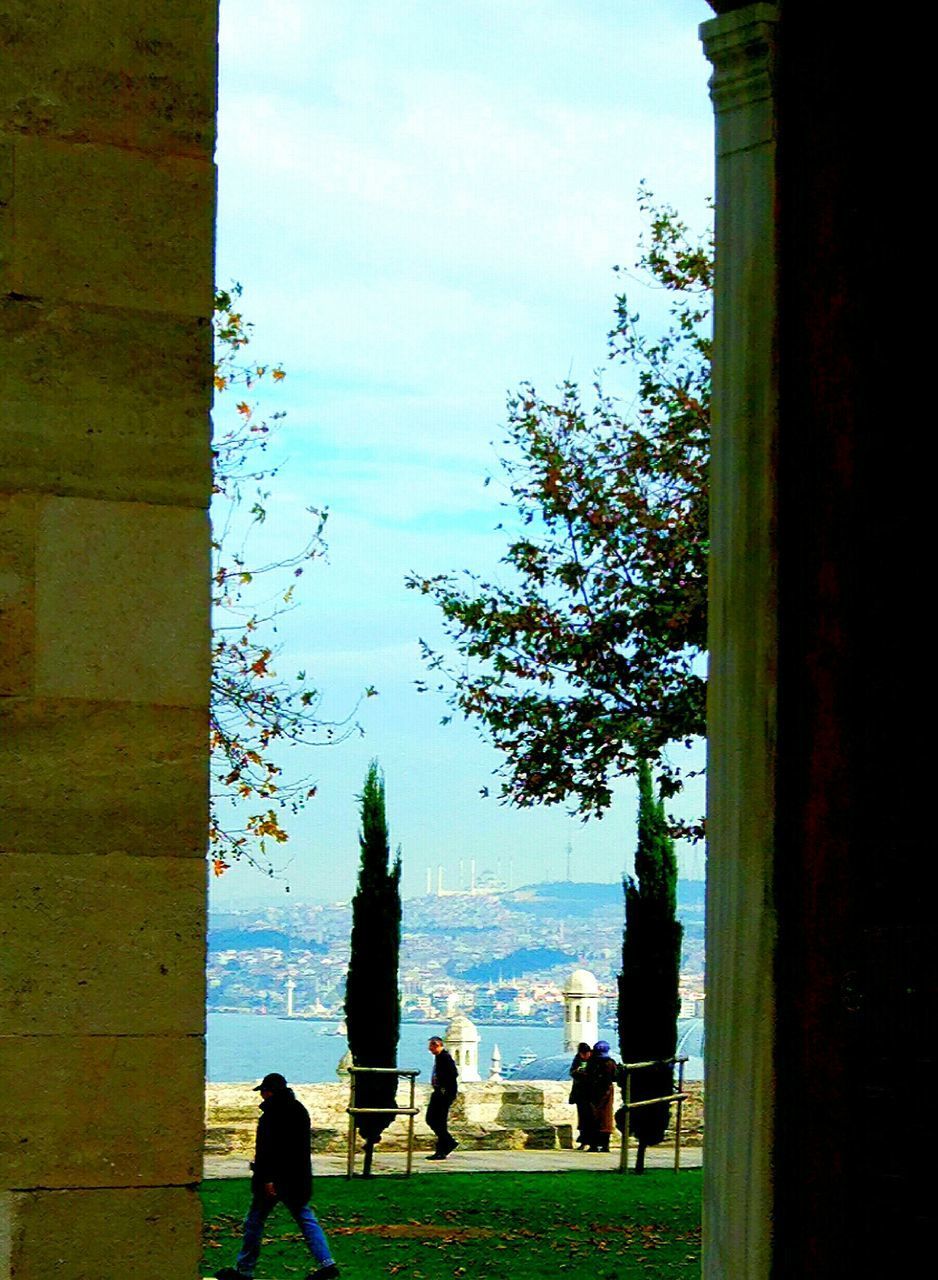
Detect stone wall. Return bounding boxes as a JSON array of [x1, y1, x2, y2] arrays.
[[205, 1081, 704, 1157]]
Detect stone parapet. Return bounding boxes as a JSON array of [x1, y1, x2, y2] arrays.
[[205, 1080, 704, 1158]]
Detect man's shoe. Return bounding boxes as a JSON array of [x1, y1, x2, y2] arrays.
[[426, 1151, 446, 1160], [445, 1138, 459, 1154], [306, 1266, 340, 1280]]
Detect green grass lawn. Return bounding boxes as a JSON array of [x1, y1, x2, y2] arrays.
[[201, 1169, 702, 1279]]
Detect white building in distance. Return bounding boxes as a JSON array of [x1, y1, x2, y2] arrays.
[[563, 968, 601, 1053], [445, 1012, 481, 1082]]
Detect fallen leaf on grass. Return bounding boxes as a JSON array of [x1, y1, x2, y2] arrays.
[[332, 1223, 494, 1241]]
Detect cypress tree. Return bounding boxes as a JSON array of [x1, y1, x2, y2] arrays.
[[344, 760, 401, 1175], [617, 757, 683, 1172]]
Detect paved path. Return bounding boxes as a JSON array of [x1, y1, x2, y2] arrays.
[[204, 1144, 701, 1180]]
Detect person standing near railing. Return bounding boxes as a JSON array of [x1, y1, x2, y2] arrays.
[[569, 1042, 594, 1150], [585, 1041, 618, 1153]]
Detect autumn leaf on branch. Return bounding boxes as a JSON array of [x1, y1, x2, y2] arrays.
[[210, 284, 371, 875]]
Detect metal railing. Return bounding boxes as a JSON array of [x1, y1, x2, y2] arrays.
[[345, 1065, 421, 1178], [617, 1055, 689, 1173]]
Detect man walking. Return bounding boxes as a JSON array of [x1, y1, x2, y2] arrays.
[[425, 1035, 459, 1160], [215, 1072, 339, 1280]]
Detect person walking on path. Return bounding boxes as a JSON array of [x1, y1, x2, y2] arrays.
[[585, 1041, 618, 1153], [215, 1072, 340, 1280], [568, 1042, 594, 1150], [425, 1035, 459, 1160]]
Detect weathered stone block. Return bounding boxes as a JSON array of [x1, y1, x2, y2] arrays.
[[310, 1128, 344, 1154], [5, 1185, 201, 1280], [458, 1126, 526, 1151], [521, 1126, 560, 1150], [554, 1122, 574, 1149], [0, 493, 37, 695], [34, 496, 209, 706], [10, 137, 215, 315], [0, 0, 217, 156], [0, 699, 208, 856], [0, 1035, 203, 1188], [0, 298, 212, 508], [0, 852, 206, 1036]]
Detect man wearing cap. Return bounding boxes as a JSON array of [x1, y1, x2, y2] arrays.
[[215, 1072, 339, 1280]]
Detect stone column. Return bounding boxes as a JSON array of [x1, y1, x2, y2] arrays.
[[699, 7, 779, 1278], [0, 4, 217, 1277]]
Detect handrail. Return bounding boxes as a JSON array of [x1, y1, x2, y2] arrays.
[[345, 1065, 422, 1178], [617, 1055, 690, 1174]]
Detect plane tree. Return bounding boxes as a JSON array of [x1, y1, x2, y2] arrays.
[[407, 194, 711, 835]]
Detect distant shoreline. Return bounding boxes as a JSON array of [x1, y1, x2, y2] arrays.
[[207, 1010, 563, 1027]]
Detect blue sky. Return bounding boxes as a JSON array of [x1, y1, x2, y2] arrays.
[[212, 0, 714, 907]]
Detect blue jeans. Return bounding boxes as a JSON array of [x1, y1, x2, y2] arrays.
[[236, 1192, 335, 1277]]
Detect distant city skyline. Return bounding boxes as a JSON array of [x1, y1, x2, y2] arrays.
[[212, 0, 713, 909]]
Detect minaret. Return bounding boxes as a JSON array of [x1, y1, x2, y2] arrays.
[[562, 969, 600, 1053], [285, 976, 296, 1018], [426, 866, 432, 895], [489, 1044, 503, 1082]]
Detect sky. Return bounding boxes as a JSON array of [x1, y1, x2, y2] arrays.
[[212, 0, 715, 907]]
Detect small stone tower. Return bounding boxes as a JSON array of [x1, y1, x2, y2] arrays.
[[563, 968, 600, 1053], [445, 1012, 481, 1082]]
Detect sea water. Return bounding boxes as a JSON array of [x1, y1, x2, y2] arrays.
[[206, 1013, 702, 1082]]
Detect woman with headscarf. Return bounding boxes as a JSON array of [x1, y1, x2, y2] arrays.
[[568, 1042, 593, 1150], [585, 1040, 618, 1153]]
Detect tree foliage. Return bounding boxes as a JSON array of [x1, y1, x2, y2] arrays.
[[407, 193, 711, 832], [344, 761, 402, 1165], [210, 287, 370, 876], [617, 758, 683, 1169]]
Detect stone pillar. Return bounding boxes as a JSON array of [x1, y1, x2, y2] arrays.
[[0, 4, 217, 1277], [699, 8, 778, 1278]]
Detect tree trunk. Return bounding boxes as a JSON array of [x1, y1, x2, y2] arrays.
[[635, 1140, 647, 1175], [362, 1139, 375, 1177]]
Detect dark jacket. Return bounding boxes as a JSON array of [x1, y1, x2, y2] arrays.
[[251, 1088, 313, 1205], [568, 1052, 591, 1103], [431, 1049, 458, 1100]]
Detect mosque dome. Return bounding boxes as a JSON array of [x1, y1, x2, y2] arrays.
[[509, 1053, 576, 1082]]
